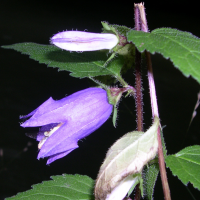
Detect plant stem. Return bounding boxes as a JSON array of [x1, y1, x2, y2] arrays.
[[136, 3, 171, 200], [134, 4, 143, 131], [146, 52, 171, 200], [135, 49, 143, 132], [134, 49, 143, 200], [133, 4, 143, 200], [145, 52, 159, 118]]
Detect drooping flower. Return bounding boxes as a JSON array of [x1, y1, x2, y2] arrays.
[[20, 88, 113, 164], [51, 31, 119, 51]]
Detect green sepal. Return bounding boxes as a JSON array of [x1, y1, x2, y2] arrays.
[[101, 21, 135, 55], [101, 21, 119, 36], [101, 21, 132, 36], [101, 22, 136, 76], [107, 88, 122, 106], [112, 106, 118, 128]]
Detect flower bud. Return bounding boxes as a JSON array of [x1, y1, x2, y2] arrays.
[[51, 31, 119, 51]]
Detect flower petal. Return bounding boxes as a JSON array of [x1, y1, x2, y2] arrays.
[[46, 149, 77, 165], [51, 31, 118, 51], [106, 175, 136, 200], [21, 88, 111, 127], [38, 105, 112, 159]]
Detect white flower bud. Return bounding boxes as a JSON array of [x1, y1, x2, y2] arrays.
[[51, 31, 119, 51]]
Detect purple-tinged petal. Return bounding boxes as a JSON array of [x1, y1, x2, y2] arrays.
[[20, 107, 38, 119], [21, 88, 110, 127], [20, 97, 60, 127], [38, 104, 112, 159], [37, 125, 79, 160], [39, 123, 60, 134], [24, 123, 60, 141], [46, 149, 77, 165], [51, 31, 119, 51]]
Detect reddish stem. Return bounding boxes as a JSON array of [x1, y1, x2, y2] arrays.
[[135, 49, 143, 132], [146, 52, 171, 200], [133, 4, 143, 200], [135, 3, 171, 200]]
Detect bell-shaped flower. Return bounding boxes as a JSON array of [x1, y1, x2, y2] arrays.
[[51, 31, 119, 51], [20, 88, 113, 164]]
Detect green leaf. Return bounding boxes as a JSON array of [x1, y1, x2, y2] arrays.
[[127, 28, 200, 84], [6, 174, 94, 200], [140, 128, 165, 200], [143, 163, 159, 200], [2, 43, 123, 79], [142, 128, 166, 200], [95, 117, 159, 200], [166, 145, 200, 190]]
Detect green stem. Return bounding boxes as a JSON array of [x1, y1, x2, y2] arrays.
[[117, 75, 129, 87]]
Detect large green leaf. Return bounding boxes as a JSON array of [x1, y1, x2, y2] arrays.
[[166, 145, 200, 190], [6, 174, 94, 200], [2, 43, 123, 78], [95, 117, 159, 200], [127, 28, 200, 84]]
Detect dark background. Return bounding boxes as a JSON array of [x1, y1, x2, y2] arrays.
[[1, 1, 200, 199]]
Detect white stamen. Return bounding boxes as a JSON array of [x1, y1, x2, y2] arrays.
[[38, 123, 63, 149]]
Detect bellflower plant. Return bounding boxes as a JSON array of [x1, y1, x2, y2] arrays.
[[3, 2, 200, 200], [51, 31, 119, 51], [20, 87, 113, 164]]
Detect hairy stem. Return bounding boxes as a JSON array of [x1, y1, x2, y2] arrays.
[[146, 52, 171, 200], [133, 4, 143, 200], [137, 2, 171, 200], [134, 49, 143, 200], [135, 49, 143, 132]]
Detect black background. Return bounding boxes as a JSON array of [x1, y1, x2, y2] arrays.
[[1, 1, 200, 199]]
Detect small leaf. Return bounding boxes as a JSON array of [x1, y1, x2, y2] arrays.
[[95, 117, 159, 200], [166, 145, 200, 190], [143, 163, 159, 200], [2, 43, 123, 79], [127, 28, 200, 83], [6, 174, 94, 200]]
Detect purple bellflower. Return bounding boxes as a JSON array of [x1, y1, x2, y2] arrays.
[[51, 31, 119, 51], [20, 88, 113, 164]]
